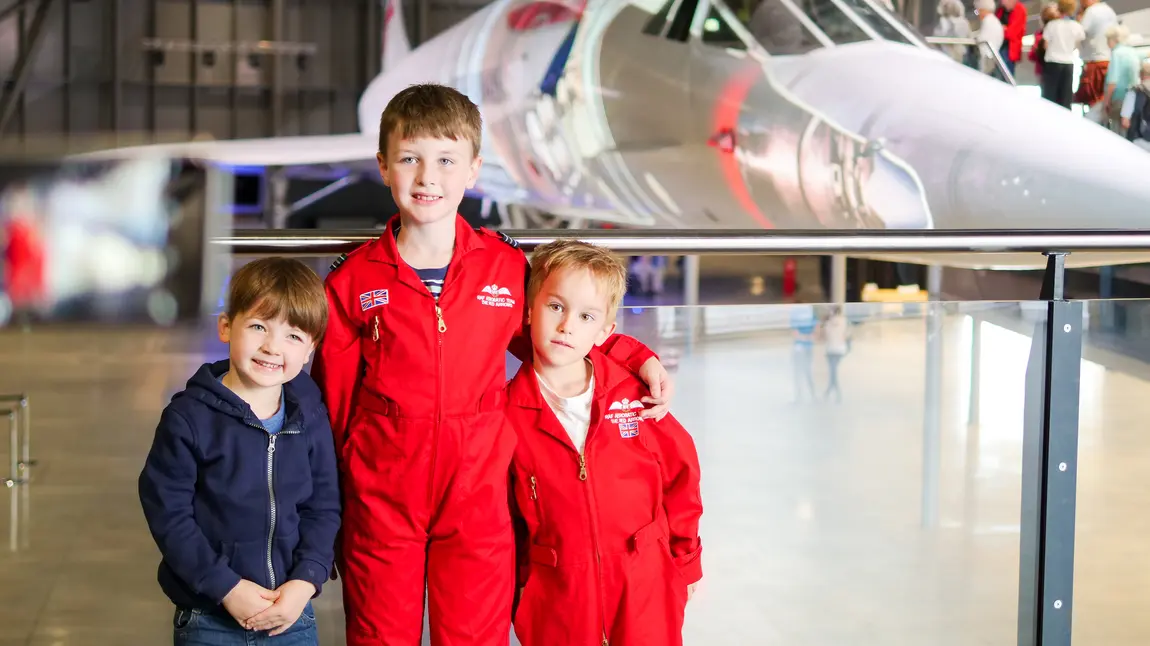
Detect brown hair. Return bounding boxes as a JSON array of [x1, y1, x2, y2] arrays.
[[378, 83, 482, 158], [528, 239, 629, 321], [226, 257, 328, 341], [1056, 0, 1076, 17]]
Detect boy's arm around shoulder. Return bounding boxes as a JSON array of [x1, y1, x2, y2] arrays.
[[137, 406, 242, 604], [644, 411, 704, 585], [290, 398, 342, 596], [311, 269, 363, 451]]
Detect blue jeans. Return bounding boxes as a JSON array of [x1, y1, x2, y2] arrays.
[[173, 603, 318, 645]]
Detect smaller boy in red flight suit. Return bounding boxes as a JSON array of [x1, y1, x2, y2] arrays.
[[507, 239, 703, 646]]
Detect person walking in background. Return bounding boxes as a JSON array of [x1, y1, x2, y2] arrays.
[[790, 301, 818, 403], [974, 0, 1005, 77], [995, 0, 1029, 77], [1041, 0, 1086, 109], [823, 305, 850, 403], [933, 0, 973, 64], [1075, 0, 1119, 110], [1100, 24, 1143, 133]]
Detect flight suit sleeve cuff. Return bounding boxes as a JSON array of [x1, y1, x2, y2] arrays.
[[673, 544, 703, 585]]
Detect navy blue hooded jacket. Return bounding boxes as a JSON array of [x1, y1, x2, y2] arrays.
[[138, 359, 341, 611]]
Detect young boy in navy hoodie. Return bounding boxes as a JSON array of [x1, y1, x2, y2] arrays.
[[139, 257, 341, 645]]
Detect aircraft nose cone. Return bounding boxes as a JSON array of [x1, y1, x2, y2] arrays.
[[774, 45, 1150, 230], [945, 98, 1150, 229]]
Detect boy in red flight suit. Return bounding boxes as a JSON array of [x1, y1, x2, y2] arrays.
[[507, 239, 703, 646], [311, 83, 673, 646]]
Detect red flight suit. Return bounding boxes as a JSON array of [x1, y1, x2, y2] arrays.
[[312, 215, 656, 646], [506, 349, 703, 646]]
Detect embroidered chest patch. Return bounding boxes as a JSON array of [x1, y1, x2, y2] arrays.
[[477, 284, 516, 308], [606, 398, 644, 438], [359, 289, 389, 311]]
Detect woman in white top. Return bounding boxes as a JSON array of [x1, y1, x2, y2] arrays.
[[1042, 0, 1086, 109], [974, 0, 1005, 76]]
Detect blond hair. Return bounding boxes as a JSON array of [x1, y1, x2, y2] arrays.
[[226, 257, 328, 341], [528, 239, 628, 321], [378, 83, 482, 158]]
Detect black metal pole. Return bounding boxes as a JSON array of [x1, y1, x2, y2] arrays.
[[1017, 250, 1081, 646]]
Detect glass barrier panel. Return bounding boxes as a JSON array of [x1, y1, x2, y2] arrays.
[[1072, 298, 1150, 645], [0, 298, 1076, 644]]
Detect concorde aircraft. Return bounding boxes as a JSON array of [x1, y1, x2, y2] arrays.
[[78, 0, 1150, 269]]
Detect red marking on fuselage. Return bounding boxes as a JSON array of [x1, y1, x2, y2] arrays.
[[712, 63, 774, 229], [507, 0, 584, 30]]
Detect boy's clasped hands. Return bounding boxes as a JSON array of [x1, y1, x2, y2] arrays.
[[222, 578, 316, 636]]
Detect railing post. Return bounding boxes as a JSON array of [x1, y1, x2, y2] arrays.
[[2, 410, 23, 488], [0, 394, 33, 487], [1017, 251, 1081, 646]]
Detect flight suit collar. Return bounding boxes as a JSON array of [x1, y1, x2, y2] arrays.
[[508, 349, 633, 450], [362, 213, 487, 297], [364, 213, 486, 267]]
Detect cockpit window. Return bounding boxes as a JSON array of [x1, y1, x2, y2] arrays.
[[643, 0, 676, 35], [713, 0, 823, 55], [793, 0, 870, 45], [832, 0, 918, 44]]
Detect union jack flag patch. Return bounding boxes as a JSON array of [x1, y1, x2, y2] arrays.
[[359, 289, 389, 311]]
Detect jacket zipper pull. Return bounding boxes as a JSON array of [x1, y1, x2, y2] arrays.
[[435, 305, 447, 334], [529, 475, 538, 500], [372, 315, 380, 342], [578, 453, 587, 481]]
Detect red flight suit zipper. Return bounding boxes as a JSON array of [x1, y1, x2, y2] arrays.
[[578, 445, 610, 646]]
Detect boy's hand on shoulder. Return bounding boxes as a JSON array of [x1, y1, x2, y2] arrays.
[[638, 356, 674, 420], [244, 579, 316, 636], [221, 579, 279, 625]]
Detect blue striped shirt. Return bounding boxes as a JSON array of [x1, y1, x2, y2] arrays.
[[413, 265, 448, 300]]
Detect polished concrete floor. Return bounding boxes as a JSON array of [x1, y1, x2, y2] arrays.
[[1, 302, 1149, 645]]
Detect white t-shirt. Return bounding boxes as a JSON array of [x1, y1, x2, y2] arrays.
[[978, 14, 1004, 56], [1043, 18, 1086, 65], [1079, 2, 1118, 62], [824, 314, 849, 355], [536, 363, 595, 453]]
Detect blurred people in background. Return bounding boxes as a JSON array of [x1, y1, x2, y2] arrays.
[[974, 0, 1005, 76], [630, 255, 667, 296], [822, 305, 850, 403], [1121, 59, 1150, 151], [1100, 24, 1143, 133], [790, 301, 818, 403], [1029, 3, 1061, 80], [995, 0, 1028, 77], [1074, 0, 1119, 109], [1042, 0, 1085, 109], [0, 185, 46, 314], [933, 0, 973, 63]]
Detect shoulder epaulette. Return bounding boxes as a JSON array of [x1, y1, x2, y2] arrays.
[[476, 226, 520, 249], [328, 242, 369, 272]]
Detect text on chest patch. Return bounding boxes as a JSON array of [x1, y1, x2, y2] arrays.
[[477, 284, 516, 308], [606, 399, 644, 438]]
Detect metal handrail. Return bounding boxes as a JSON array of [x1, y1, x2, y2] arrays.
[[216, 229, 1150, 256], [924, 35, 1017, 86]]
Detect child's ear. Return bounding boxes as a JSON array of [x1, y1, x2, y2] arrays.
[[466, 154, 483, 190], [376, 152, 390, 187], [593, 321, 617, 347], [217, 313, 232, 343]]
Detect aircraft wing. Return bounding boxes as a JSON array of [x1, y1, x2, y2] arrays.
[[71, 133, 379, 167]]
